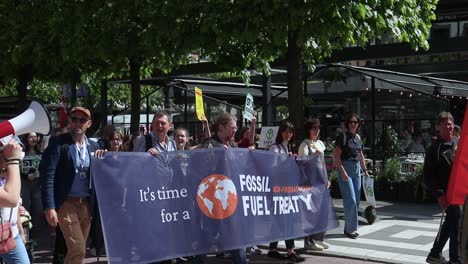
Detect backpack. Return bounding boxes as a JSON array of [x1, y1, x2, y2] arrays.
[[144, 133, 176, 151], [145, 134, 153, 152]]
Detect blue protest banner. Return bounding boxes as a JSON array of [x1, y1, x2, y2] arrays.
[[92, 148, 338, 263]]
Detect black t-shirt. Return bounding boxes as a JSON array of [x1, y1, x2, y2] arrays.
[[335, 131, 363, 161]]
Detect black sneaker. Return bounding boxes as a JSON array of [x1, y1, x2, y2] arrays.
[[267, 250, 285, 259], [344, 231, 358, 239], [426, 254, 449, 264], [286, 253, 305, 263]]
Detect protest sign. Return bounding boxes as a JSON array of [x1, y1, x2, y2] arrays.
[[195, 87, 205, 121], [243, 93, 255, 121], [258, 126, 279, 149]]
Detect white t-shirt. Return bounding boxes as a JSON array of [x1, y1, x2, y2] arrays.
[[0, 177, 20, 238], [269, 141, 290, 154], [298, 139, 326, 156]]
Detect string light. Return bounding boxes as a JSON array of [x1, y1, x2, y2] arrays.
[[451, 96, 454, 99], [366, 87, 369, 91], [389, 89, 392, 93], [409, 94, 413, 97], [400, 92, 403, 95], [378, 89, 381, 92], [460, 96, 463, 99], [418, 93, 421, 96]]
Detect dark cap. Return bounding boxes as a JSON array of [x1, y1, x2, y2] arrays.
[[70, 107, 91, 119]]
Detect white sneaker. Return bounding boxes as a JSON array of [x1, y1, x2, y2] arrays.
[[304, 243, 324, 251], [316, 241, 330, 249]]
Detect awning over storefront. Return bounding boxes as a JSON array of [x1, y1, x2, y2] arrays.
[[310, 64, 468, 98]]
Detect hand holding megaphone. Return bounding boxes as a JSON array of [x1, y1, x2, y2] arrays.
[[0, 101, 51, 141], [1, 137, 23, 161]]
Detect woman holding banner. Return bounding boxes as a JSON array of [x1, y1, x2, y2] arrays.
[[267, 121, 305, 262], [298, 118, 331, 251], [333, 113, 369, 239]]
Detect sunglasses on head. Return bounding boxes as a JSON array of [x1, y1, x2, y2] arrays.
[[70, 117, 89, 124]]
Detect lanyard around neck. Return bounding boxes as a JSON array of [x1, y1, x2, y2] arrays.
[[76, 142, 87, 164]]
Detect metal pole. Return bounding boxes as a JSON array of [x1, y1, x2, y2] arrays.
[[146, 93, 150, 132], [262, 72, 272, 126], [304, 78, 308, 118], [100, 80, 108, 128], [371, 77, 376, 171], [184, 88, 188, 128]]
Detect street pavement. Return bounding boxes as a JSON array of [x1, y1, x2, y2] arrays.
[[272, 199, 446, 264], [31, 199, 444, 264]]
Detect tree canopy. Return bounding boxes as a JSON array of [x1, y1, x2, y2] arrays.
[[0, 0, 438, 136], [192, 0, 437, 138]]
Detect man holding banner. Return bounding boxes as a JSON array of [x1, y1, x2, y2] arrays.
[[423, 112, 461, 264], [195, 112, 247, 264], [134, 111, 177, 154]]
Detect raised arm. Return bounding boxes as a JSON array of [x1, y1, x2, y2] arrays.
[[0, 138, 23, 207], [248, 117, 256, 147], [202, 117, 211, 139]]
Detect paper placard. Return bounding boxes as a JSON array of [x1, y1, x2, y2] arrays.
[[258, 126, 279, 149], [243, 93, 255, 121], [195, 86, 205, 121]]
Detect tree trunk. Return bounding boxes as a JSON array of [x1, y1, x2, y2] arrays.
[[286, 30, 304, 146], [129, 58, 141, 135], [16, 65, 32, 110]]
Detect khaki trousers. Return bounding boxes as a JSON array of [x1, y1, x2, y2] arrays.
[[57, 197, 92, 264]]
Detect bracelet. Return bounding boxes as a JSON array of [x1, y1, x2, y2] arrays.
[[6, 158, 21, 162], [6, 162, 19, 166]]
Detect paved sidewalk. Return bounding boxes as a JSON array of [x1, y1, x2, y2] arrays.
[[30, 199, 443, 264], [272, 199, 445, 264]]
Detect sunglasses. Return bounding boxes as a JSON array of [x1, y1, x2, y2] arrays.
[[349, 121, 358, 125], [70, 117, 89, 124]]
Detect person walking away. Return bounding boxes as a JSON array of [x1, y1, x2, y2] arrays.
[[424, 112, 461, 264], [333, 113, 369, 239]]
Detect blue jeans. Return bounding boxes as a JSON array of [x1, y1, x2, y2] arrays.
[[194, 248, 246, 264], [337, 160, 361, 234], [0, 234, 30, 264]]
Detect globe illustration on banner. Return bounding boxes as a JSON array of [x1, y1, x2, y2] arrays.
[[196, 174, 238, 220]]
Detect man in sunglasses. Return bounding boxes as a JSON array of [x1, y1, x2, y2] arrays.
[[40, 106, 101, 264]]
